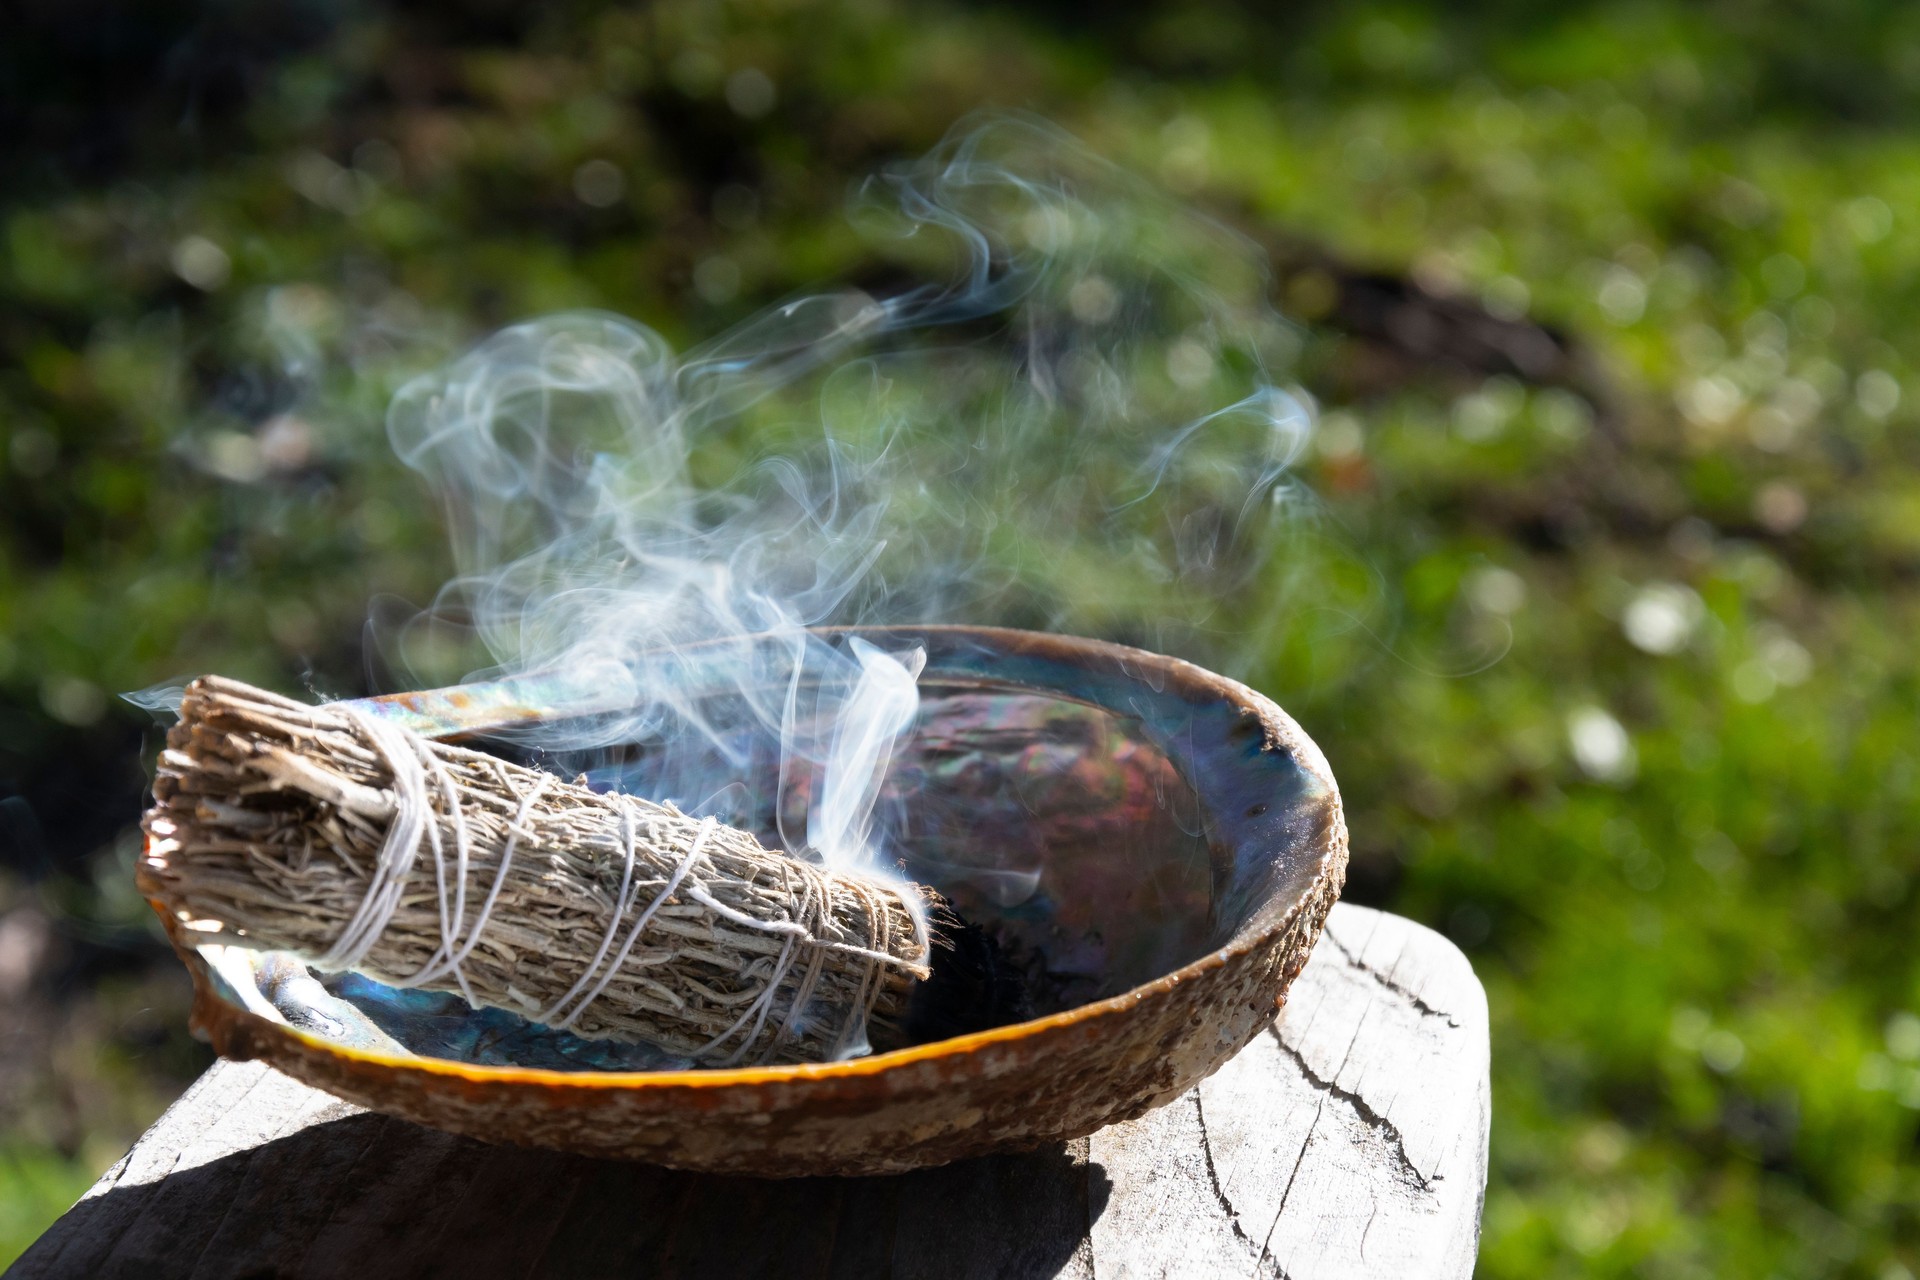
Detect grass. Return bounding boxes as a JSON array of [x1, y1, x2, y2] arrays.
[[0, 1147, 101, 1266]]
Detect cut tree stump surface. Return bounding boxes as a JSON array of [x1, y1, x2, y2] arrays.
[[9, 903, 1489, 1280]]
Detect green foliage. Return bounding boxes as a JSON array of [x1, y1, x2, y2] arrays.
[[0, 1147, 99, 1268], [4, 1, 1920, 1273]]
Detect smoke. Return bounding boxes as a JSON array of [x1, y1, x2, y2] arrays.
[[379, 114, 1313, 877]]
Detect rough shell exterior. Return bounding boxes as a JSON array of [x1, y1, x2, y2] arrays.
[[149, 630, 1349, 1177]]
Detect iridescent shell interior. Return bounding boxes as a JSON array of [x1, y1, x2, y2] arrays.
[[194, 627, 1331, 1075]]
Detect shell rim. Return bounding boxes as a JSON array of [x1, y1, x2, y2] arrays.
[[148, 624, 1346, 1094]]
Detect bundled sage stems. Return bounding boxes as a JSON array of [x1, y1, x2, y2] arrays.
[[141, 677, 934, 1066]]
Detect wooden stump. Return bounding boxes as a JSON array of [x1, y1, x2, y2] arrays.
[[8, 904, 1489, 1280]]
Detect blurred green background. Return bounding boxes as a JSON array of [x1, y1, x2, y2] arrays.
[[4, 0, 1920, 1274]]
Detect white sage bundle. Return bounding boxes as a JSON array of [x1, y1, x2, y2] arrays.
[[141, 677, 935, 1066]]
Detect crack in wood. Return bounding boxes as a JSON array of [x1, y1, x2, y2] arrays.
[[1257, 1089, 1325, 1280], [1320, 930, 1461, 1028], [1191, 1090, 1290, 1280], [1268, 1026, 1435, 1193]]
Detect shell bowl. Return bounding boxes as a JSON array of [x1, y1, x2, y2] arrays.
[[147, 626, 1347, 1176]]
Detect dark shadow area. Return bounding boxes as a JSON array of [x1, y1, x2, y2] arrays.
[[0, 0, 343, 197], [14, 0, 1920, 205], [11, 1111, 1111, 1280]]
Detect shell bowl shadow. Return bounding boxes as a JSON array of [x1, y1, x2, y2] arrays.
[[148, 627, 1348, 1176]]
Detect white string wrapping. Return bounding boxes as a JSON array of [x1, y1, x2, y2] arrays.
[[540, 811, 712, 1032], [315, 711, 430, 972], [332, 707, 553, 1008]]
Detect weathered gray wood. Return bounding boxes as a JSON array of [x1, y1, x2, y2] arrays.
[[7, 904, 1487, 1280], [1088, 906, 1491, 1279]]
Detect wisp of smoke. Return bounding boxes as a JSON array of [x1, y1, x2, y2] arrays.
[[378, 115, 1313, 880]]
